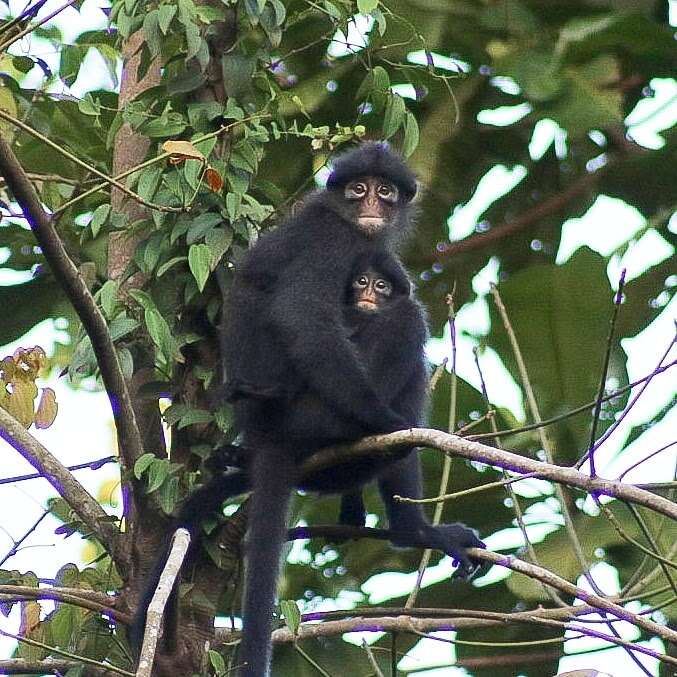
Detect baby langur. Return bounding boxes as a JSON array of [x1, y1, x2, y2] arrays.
[[352, 268, 394, 312]]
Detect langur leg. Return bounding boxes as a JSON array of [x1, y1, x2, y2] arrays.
[[377, 452, 485, 578]]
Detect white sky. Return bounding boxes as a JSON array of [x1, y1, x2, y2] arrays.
[[0, 1, 675, 674]]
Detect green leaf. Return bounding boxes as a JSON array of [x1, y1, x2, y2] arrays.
[[401, 112, 419, 157], [77, 93, 102, 117], [158, 5, 177, 33], [222, 54, 255, 101], [128, 289, 156, 313], [355, 70, 374, 102], [98, 280, 118, 318], [372, 8, 386, 35], [145, 308, 183, 364], [270, 0, 286, 25], [157, 256, 188, 277], [89, 204, 110, 238], [176, 409, 214, 428], [12, 56, 34, 73], [323, 1, 342, 21], [143, 10, 162, 56], [208, 649, 226, 676], [357, 0, 378, 14], [188, 243, 211, 291], [227, 168, 251, 195], [187, 213, 222, 244], [147, 458, 170, 492], [117, 346, 134, 380], [137, 166, 163, 203], [507, 48, 561, 102], [383, 93, 406, 139], [226, 192, 242, 219], [108, 316, 139, 342], [205, 228, 233, 268], [59, 44, 84, 87], [134, 453, 156, 479], [157, 476, 180, 515], [280, 600, 301, 634]]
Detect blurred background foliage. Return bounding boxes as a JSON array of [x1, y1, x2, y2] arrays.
[[0, 0, 675, 674]]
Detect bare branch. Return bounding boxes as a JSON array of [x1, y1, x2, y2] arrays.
[[266, 613, 675, 667], [0, 584, 126, 622], [136, 528, 191, 677], [302, 429, 677, 521]]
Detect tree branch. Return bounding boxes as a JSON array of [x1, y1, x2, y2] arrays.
[[0, 137, 146, 472], [0, 406, 120, 558], [302, 429, 677, 521], [428, 170, 598, 264], [136, 528, 191, 677], [0, 584, 126, 622], [265, 613, 675, 667]]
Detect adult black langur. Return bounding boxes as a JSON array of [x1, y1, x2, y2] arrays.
[[222, 143, 483, 676]]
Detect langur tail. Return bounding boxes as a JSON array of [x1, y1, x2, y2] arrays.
[[237, 444, 295, 676]]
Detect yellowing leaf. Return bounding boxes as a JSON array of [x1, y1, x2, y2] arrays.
[[162, 140, 206, 165], [35, 387, 58, 429], [20, 600, 41, 635], [6, 379, 38, 427]]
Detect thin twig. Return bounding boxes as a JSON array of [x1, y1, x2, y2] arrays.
[[0, 110, 183, 213]]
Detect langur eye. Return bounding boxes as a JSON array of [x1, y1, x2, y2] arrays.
[[354, 275, 369, 288], [377, 183, 398, 202], [345, 182, 367, 200], [375, 279, 392, 294]]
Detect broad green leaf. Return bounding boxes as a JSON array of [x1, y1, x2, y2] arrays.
[[59, 44, 83, 87], [89, 204, 110, 238], [144, 308, 183, 363], [208, 649, 226, 676], [280, 600, 301, 634], [372, 65, 390, 92], [205, 228, 233, 268], [401, 111, 419, 157], [142, 10, 162, 56], [226, 192, 242, 219], [147, 458, 170, 492], [134, 453, 156, 479], [137, 166, 163, 202], [383, 93, 406, 138], [188, 243, 211, 291], [176, 409, 213, 428], [98, 280, 118, 318], [157, 256, 188, 277], [187, 213, 222, 244], [357, 0, 378, 14], [158, 5, 177, 33], [108, 316, 139, 342]]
